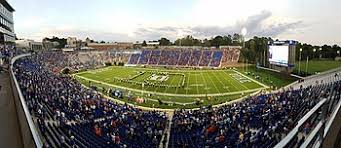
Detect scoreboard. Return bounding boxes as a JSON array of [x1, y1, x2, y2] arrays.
[[267, 40, 296, 73]]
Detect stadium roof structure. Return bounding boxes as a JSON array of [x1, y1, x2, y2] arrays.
[[0, 0, 15, 12]]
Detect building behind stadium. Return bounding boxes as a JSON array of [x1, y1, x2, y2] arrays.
[[0, 0, 15, 43]]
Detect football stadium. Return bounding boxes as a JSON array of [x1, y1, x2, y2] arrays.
[[71, 48, 268, 109], [1, 0, 341, 148]]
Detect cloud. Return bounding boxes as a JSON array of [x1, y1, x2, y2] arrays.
[[242, 10, 273, 34], [191, 10, 303, 38], [17, 10, 303, 42], [254, 21, 303, 37], [131, 10, 303, 41], [133, 26, 193, 41], [18, 26, 133, 42]]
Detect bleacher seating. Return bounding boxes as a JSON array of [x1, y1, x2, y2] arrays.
[[11, 50, 341, 147], [189, 50, 202, 66], [199, 50, 212, 66], [177, 50, 191, 66], [138, 50, 151, 64], [14, 54, 168, 148], [158, 50, 180, 66], [169, 82, 341, 147], [128, 54, 140, 64], [45, 47, 241, 69], [209, 51, 223, 67], [148, 50, 161, 65]]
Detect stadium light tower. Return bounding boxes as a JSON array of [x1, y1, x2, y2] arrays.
[[241, 27, 247, 49], [319, 47, 322, 58]]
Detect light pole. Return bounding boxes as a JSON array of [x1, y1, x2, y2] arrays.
[[305, 48, 316, 76], [305, 55, 309, 76], [319, 47, 322, 59], [298, 48, 302, 74], [263, 41, 266, 67]]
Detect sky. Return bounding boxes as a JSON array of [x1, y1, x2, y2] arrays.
[[7, 0, 341, 45]]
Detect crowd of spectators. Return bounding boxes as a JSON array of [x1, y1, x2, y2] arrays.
[[36, 50, 136, 74], [0, 44, 18, 68], [199, 50, 213, 66], [127, 48, 240, 68], [10, 50, 341, 147], [158, 50, 180, 66], [221, 48, 241, 64], [148, 50, 161, 65], [210, 51, 224, 67], [169, 81, 341, 147], [14, 54, 168, 147], [177, 50, 191, 66], [127, 54, 140, 64], [138, 50, 151, 64], [188, 50, 202, 66]]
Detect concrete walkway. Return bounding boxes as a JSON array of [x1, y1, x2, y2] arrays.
[[0, 72, 23, 148]]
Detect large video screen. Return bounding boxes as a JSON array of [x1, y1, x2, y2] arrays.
[[269, 45, 289, 66]]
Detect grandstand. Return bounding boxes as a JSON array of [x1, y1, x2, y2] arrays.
[[125, 47, 241, 68], [42, 47, 240, 70], [3, 0, 341, 147], [5, 49, 341, 148]]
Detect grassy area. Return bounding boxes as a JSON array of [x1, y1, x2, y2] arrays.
[[75, 76, 253, 109], [72, 62, 326, 109], [73, 66, 267, 109], [76, 66, 264, 95], [293, 60, 341, 76], [238, 66, 298, 88]]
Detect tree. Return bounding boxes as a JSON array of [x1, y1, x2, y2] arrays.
[[242, 36, 273, 65], [202, 38, 211, 47], [142, 40, 147, 46], [174, 35, 202, 46], [100, 41, 106, 43], [232, 33, 242, 46], [159, 38, 171, 46], [295, 42, 340, 60], [211, 36, 223, 48]]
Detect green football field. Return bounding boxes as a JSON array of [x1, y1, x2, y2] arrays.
[[76, 66, 266, 97]]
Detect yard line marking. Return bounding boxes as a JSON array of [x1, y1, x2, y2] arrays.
[[185, 74, 190, 95], [213, 71, 232, 92], [163, 74, 176, 93], [199, 72, 209, 95], [174, 74, 186, 94], [74, 74, 263, 97], [221, 70, 248, 90], [194, 72, 200, 94], [221, 70, 243, 91], [75, 68, 268, 98], [205, 71, 223, 94], [213, 71, 231, 92], [232, 70, 268, 88]]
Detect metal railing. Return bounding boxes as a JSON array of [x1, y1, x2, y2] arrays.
[[10, 53, 43, 148], [275, 79, 341, 148], [274, 98, 327, 148]]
